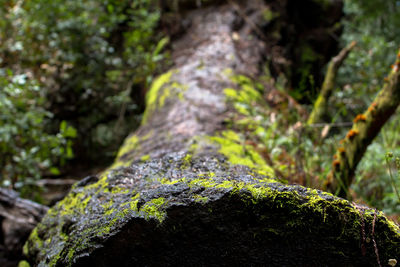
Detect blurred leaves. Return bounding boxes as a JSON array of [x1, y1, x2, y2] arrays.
[[337, 0, 400, 113], [0, 0, 166, 164], [0, 70, 75, 198], [0, 0, 166, 198]]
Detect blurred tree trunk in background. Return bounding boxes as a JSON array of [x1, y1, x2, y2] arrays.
[[326, 51, 400, 197], [0, 189, 48, 267], [307, 41, 357, 125]]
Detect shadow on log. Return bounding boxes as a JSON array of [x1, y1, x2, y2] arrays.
[[23, 1, 399, 266]]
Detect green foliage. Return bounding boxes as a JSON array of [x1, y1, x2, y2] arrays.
[[351, 115, 400, 215], [337, 0, 400, 114], [385, 152, 400, 203], [0, 0, 166, 163], [331, 0, 400, 215], [0, 70, 75, 199]]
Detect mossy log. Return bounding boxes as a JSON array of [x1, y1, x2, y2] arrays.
[[24, 2, 399, 266], [326, 50, 400, 197], [307, 41, 356, 125]]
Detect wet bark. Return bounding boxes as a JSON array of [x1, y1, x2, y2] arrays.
[[23, 1, 399, 266]]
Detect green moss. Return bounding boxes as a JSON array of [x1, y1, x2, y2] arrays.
[[28, 172, 124, 266], [115, 134, 139, 161], [99, 208, 133, 236], [26, 228, 43, 251], [223, 88, 238, 99], [22, 242, 29, 256], [186, 175, 277, 201], [161, 177, 187, 185], [87, 195, 141, 241], [113, 131, 154, 168], [140, 154, 151, 162], [192, 194, 209, 204], [241, 182, 350, 220], [142, 70, 188, 124], [130, 199, 139, 211], [111, 186, 130, 195], [142, 71, 173, 123], [102, 199, 115, 215], [245, 183, 274, 201], [158, 82, 174, 107], [59, 192, 91, 217], [189, 178, 217, 188], [140, 197, 167, 222], [85, 172, 109, 192], [188, 142, 199, 153], [216, 180, 235, 189], [209, 130, 274, 177], [181, 154, 192, 169], [231, 74, 252, 85], [18, 260, 31, 267]]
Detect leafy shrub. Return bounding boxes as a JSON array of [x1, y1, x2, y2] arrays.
[[0, 70, 76, 199], [0, 0, 166, 163], [337, 0, 400, 116]]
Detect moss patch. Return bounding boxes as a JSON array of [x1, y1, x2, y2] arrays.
[[209, 130, 274, 177], [115, 134, 139, 162], [140, 197, 167, 222], [142, 71, 174, 123], [141, 70, 188, 124], [18, 260, 31, 267]]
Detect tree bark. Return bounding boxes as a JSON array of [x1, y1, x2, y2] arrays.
[[23, 1, 400, 266]]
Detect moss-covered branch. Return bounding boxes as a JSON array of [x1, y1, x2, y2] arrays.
[[307, 41, 357, 125], [325, 49, 400, 197]]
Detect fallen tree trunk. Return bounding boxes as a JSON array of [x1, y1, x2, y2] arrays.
[[23, 1, 400, 266]]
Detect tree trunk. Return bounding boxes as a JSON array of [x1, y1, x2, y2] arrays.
[[307, 41, 356, 125], [23, 1, 400, 266]]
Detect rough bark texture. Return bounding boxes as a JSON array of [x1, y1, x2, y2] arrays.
[[307, 41, 356, 125], [326, 51, 400, 197], [0, 188, 48, 267], [24, 1, 400, 266]]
